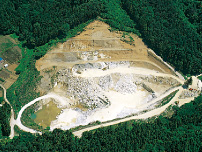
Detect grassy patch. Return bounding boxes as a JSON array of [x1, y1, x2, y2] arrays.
[[0, 35, 21, 64], [1, 47, 21, 64], [155, 90, 179, 108], [21, 103, 43, 132], [98, 0, 140, 36], [0, 70, 10, 79], [0, 35, 15, 51], [0, 78, 5, 83], [0, 97, 4, 104], [121, 32, 135, 44]]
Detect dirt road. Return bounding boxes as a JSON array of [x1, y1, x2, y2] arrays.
[[75, 66, 184, 84], [1, 82, 195, 139], [0, 86, 71, 138], [8, 68, 185, 137], [14, 86, 182, 137], [15, 93, 72, 135], [73, 87, 183, 137]]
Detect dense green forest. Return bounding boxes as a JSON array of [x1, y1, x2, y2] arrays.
[[0, 102, 11, 137], [0, 0, 105, 48], [0, 96, 201, 151], [178, 0, 202, 35], [121, 0, 202, 74]]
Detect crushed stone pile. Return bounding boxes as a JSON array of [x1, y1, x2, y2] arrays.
[[54, 61, 179, 113]]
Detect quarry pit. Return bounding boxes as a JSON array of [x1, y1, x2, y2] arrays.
[[34, 20, 185, 130]]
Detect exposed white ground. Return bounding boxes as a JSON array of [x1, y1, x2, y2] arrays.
[[33, 20, 187, 133], [73, 86, 184, 137], [48, 64, 182, 131], [50, 90, 149, 130], [13, 72, 201, 136], [189, 76, 202, 91], [1, 73, 201, 139]]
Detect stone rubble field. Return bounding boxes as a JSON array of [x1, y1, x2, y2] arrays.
[[48, 61, 181, 130]]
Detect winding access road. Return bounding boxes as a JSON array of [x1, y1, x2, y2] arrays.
[[16, 93, 71, 136], [73, 87, 183, 137], [1, 72, 200, 139]]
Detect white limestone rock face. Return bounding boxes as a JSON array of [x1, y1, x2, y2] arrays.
[[50, 61, 177, 130]]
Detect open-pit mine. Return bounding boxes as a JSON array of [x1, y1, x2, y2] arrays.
[[32, 20, 195, 131]]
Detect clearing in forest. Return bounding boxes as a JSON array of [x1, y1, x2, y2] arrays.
[[30, 20, 197, 131]]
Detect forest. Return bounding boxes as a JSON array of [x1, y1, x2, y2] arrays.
[[0, 95, 201, 151], [0, 0, 201, 151], [121, 0, 202, 74], [0, 0, 105, 48], [0, 102, 11, 138]]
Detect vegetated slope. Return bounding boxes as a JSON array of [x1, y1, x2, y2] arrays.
[[0, 103, 11, 138], [0, 96, 201, 151], [0, 0, 139, 48], [121, 0, 202, 74], [177, 0, 202, 35], [6, 20, 96, 115]]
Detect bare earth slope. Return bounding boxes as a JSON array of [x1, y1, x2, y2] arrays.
[[26, 20, 194, 134], [36, 21, 175, 75]]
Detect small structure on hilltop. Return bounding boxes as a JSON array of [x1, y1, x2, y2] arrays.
[[4, 64, 8, 68]]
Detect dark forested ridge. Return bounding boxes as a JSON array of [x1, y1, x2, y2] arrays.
[[0, 0, 105, 48], [0, 96, 201, 151], [178, 0, 202, 36], [121, 0, 202, 74]]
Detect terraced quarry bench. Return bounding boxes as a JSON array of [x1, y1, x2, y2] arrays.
[[11, 20, 197, 136]]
